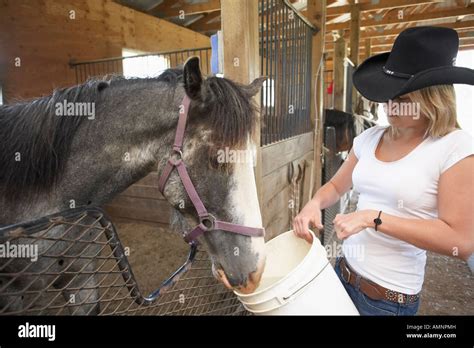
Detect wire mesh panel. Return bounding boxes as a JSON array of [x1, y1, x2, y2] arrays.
[[0, 208, 246, 316], [71, 47, 212, 84], [259, 0, 315, 146], [322, 126, 343, 246]]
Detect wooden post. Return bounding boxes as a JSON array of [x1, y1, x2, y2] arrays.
[[363, 37, 371, 60], [349, 3, 360, 67], [349, 2, 360, 114], [333, 30, 346, 112], [221, 0, 263, 203], [307, 0, 326, 197]]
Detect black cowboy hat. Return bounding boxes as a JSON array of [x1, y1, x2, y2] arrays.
[[353, 26, 474, 102]]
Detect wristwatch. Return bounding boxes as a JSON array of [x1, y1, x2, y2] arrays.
[[374, 210, 382, 231]]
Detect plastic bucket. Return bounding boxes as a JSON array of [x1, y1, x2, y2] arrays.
[[234, 230, 359, 315]]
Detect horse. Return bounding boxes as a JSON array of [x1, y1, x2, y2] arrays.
[[0, 57, 267, 314]]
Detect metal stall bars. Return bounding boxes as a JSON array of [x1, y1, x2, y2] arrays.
[[70, 47, 212, 84], [259, 0, 315, 146], [0, 208, 246, 315]]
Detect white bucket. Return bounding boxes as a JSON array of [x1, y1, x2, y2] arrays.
[[234, 230, 359, 315]]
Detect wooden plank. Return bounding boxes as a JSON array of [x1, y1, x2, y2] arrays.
[[326, 30, 474, 51], [106, 195, 172, 224], [261, 132, 314, 176], [261, 150, 314, 205], [363, 37, 371, 61], [150, 0, 221, 18], [187, 11, 221, 32], [349, 2, 360, 114], [361, 20, 474, 39], [264, 199, 292, 241], [307, 0, 326, 197], [327, 0, 441, 16], [262, 184, 291, 228], [105, 205, 171, 225], [120, 184, 165, 200], [326, 5, 474, 31], [348, 3, 360, 67], [333, 33, 346, 111]]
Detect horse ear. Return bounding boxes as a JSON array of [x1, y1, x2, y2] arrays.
[[245, 77, 267, 97], [183, 57, 203, 100]]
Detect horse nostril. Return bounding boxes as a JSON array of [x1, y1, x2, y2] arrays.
[[225, 274, 244, 288]]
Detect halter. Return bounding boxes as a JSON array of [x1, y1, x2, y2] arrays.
[[157, 95, 265, 245]]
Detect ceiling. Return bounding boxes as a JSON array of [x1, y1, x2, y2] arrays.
[[115, 0, 474, 61]]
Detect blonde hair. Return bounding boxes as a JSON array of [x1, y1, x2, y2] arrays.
[[389, 85, 459, 138]]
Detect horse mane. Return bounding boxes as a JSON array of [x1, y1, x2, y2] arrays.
[[0, 80, 108, 200], [201, 76, 257, 149]]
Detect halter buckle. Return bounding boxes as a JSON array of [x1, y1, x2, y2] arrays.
[[169, 149, 183, 165], [199, 214, 216, 231]]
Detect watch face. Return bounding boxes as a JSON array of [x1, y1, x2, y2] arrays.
[[374, 218, 382, 224]]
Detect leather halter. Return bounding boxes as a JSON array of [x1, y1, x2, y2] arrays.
[[157, 95, 265, 245]]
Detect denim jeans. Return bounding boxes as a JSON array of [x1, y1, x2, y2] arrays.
[[334, 257, 420, 316]]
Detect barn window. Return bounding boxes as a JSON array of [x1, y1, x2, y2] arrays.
[[122, 48, 170, 78], [262, 78, 275, 107]]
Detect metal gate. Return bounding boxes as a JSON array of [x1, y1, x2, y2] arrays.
[[259, 0, 315, 146], [0, 208, 245, 315], [70, 47, 212, 84]]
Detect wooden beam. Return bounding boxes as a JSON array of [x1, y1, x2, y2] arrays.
[[221, 0, 263, 203], [362, 20, 474, 39], [348, 2, 360, 66], [363, 37, 371, 60], [307, 0, 326, 198], [348, 2, 360, 114], [325, 20, 474, 42], [325, 31, 474, 51], [326, 5, 474, 31], [333, 34, 346, 111], [327, 0, 440, 16], [187, 11, 221, 32], [147, 0, 173, 12], [150, 0, 221, 18]]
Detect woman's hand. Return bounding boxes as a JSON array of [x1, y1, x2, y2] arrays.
[[293, 200, 324, 244], [333, 209, 377, 240]]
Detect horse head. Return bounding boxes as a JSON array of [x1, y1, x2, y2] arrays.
[[159, 58, 267, 294]]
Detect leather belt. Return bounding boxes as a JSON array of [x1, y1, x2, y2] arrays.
[[339, 257, 420, 305]]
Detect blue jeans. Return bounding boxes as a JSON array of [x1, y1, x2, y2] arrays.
[[335, 257, 420, 316]]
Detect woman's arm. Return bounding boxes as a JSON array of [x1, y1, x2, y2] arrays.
[[334, 156, 474, 260], [293, 149, 358, 243]]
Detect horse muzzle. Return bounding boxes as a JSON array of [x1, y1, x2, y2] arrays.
[[212, 256, 266, 294]]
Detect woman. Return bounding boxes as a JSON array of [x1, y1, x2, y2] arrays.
[[294, 26, 474, 316]]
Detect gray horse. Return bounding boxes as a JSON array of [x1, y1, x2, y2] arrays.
[[0, 57, 266, 314]]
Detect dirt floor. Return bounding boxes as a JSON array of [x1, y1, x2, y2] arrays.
[[115, 220, 473, 315], [115, 221, 190, 296], [419, 252, 473, 315]]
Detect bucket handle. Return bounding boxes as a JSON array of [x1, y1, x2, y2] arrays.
[[279, 261, 331, 304]]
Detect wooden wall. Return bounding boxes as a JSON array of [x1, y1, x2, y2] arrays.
[[0, 0, 210, 101], [261, 132, 314, 240]]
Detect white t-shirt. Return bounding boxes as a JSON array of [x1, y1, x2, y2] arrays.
[[342, 125, 474, 294]]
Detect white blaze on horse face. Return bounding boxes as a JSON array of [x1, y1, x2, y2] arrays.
[[229, 140, 266, 263]]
